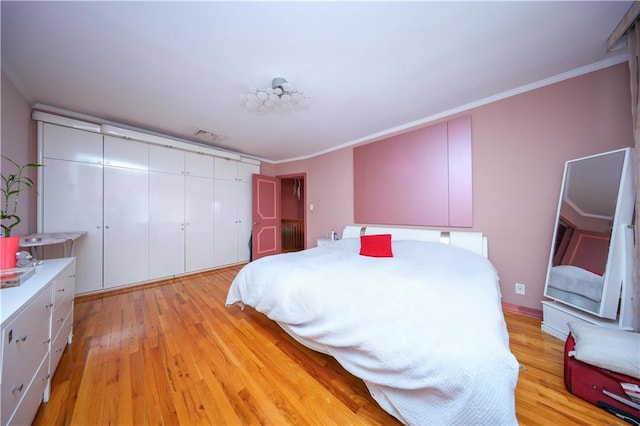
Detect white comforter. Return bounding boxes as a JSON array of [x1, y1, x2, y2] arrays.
[[226, 238, 520, 425]]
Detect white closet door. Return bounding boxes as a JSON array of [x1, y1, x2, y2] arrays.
[[149, 171, 185, 279], [104, 135, 149, 170], [149, 145, 185, 174], [214, 179, 239, 266], [42, 158, 103, 294], [237, 181, 252, 262], [42, 123, 103, 163], [103, 166, 149, 288], [185, 175, 214, 272], [214, 157, 238, 181], [237, 162, 259, 183], [186, 152, 214, 178]]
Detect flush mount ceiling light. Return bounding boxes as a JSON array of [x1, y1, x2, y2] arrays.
[[242, 77, 309, 113]]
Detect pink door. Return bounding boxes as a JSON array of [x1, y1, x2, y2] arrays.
[[252, 174, 281, 260]]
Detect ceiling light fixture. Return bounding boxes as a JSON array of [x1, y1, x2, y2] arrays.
[[243, 77, 309, 113]]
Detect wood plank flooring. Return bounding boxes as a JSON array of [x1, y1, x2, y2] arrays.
[[33, 265, 627, 425]]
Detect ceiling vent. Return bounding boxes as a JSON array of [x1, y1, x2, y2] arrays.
[[193, 128, 227, 148]]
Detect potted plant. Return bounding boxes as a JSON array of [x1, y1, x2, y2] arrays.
[[1, 156, 41, 269]]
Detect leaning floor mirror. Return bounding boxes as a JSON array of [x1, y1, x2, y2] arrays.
[[542, 147, 635, 337]]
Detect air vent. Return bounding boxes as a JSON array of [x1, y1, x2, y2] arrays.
[[194, 128, 219, 140]]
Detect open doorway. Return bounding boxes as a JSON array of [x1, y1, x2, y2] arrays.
[[279, 174, 306, 252]]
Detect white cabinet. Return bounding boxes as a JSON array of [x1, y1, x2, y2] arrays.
[[38, 117, 258, 294], [214, 179, 240, 266], [49, 262, 75, 376], [40, 126, 150, 292], [42, 121, 102, 164], [214, 157, 238, 181], [149, 144, 184, 174], [185, 175, 215, 271], [149, 145, 185, 279], [103, 165, 149, 288], [238, 178, 253, 261], [42, 157, 103, 294], [1, 288, 51, 426], [215, 157, 257, 183], [185, 153, 216, 271], [149, 171, 185, 279], [1, 258, 75, 426], [103, 135, 150, 288], [186, 152, 214, 178], [214, 159, 258, 266], [148, 147, 216, 276]]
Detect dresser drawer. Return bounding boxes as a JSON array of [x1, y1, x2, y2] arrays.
[[52, 263, 75, 315], [50, 310, 72, 375], [1, 287, 52, 424], [51, 297, 72, 341], [4, 355, 49, 426]]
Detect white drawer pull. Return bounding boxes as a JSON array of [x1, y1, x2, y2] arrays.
[[57, 288, 65, 292], [45, 303, 54, 308], [43, 338, 51, 344], [16, 335, 27, 343], [12, 384, 24, 394]]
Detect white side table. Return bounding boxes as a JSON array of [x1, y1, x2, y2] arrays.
[[19, 231, 87, 258]]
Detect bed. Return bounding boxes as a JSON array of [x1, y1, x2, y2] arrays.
[[226, 225, 520, 425]]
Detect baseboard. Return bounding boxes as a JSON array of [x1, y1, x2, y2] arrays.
[[75, 263, 246, 302], [502, 302, 543, 319]]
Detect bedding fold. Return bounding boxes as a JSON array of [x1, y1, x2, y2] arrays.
[[226, 238, 519, 425]]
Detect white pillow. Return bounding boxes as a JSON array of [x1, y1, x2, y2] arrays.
[[568, 321, 640, 379]]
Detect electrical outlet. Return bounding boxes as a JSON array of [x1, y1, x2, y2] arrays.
[[515, 283, 526, 295]]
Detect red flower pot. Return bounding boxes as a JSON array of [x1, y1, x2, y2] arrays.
[[0, 236, 21, 270]]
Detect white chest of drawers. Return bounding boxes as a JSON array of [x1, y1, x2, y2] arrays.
[[1, 258, 76, 426]]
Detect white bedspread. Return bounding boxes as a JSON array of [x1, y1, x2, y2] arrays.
[[226, 238, 520, 425]]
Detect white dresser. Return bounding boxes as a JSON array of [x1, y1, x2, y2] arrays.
[[1, 258, 76, 426]]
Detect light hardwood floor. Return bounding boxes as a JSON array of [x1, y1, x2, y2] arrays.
[[33, 265, 626, 425]]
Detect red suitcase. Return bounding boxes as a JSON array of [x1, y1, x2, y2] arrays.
[[564, 333, 640, 425]]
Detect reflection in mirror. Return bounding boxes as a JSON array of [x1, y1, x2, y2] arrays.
[[544, 149, 629, 317]]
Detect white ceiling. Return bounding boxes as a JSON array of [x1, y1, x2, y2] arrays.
[[1, 1, 632, 163]]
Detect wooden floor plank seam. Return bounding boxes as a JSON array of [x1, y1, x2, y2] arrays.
[[33, 265, 627, 425]]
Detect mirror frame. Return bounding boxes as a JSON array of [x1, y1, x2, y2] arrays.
[[543, 147, 634, 320]]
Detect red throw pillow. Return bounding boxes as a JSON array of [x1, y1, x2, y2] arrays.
[[360, 234, 393, 257]]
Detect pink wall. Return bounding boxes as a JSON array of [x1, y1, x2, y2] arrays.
[[265, 63, 633, 313], [354, 117, 472, 227], [2, 63, 632, 313], [1, 72, 38, 237], [269, 148, 354, 242]]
